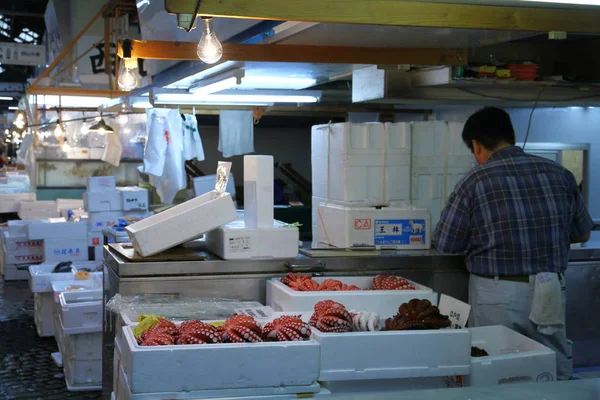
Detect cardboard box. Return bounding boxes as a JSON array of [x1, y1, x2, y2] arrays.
[[28, 220, 87, 240], [87, 176, 116, 192], [44, 238, 89, 262], [244, 155, 274, 229], [117, 187, 149, 211], [84, 191, 122, 212]]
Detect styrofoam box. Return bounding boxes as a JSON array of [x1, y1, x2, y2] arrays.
[[463, 325, 557, 386], [4, 248, 44, 265], [205, 219, 299, 260], [28, 219, 87, 240], [118, 324, 319, 394], [317, 202, 431, 249], [88, 232, 103, 247], [193, 174, 236, 199], [57, 198, 84, 211], [59, 290, 103, 333], [244, 155, 274, 229], [51, 278, 102, 299], [321, 378, 447, 393], [29, 263, 77, 292], [2, 231, 43, 252], [3, 264, 30, 281], [54, 305, 66, 357], [0, 192, 35, 213], [312, 326, 471, 381], [267, 276, 438, 318], [44, 238, 89, 262], [87, 176, 116, 192], [8, 219, 43, 237], [64, 354, 102, 388], [126, 191, 237, 257], [118, 187, 149, 211], [88, 211, 152, 233], [34, 292, 55, 337], [59, 312, 102, 360], [311, 122, 411, 206], [411, 121, 474, 169], [19, 200, 57, 213], [93, 245, 103, 262], [84, 191, 122, 212]]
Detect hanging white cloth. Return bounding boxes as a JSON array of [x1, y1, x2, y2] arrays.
[[142, 109, 169, 177], [102, 132, 123, 167], [183, 114, 205, 161], [218, 110, 254, 158], [529, 272, 564, 335]]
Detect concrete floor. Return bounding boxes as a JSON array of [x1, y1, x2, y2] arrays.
[[0, 277, 102, 400]]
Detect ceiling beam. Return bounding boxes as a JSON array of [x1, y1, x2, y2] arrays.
[[0, 10, 45, 18], [165, 0, 600, 33], [26, 87, 126, 98], [120, 40, 468, 66]]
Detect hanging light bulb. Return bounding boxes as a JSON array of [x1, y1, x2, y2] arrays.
[[118, 61, 139, 91], [197, 17, 223, 64], [54, 122, 64, 138]]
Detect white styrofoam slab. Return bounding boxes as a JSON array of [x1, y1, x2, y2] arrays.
[[3, 264, 31, 281], [312, 327, 471, 381], [464, 325, 557, 386], [29, 263, 77, 293], [267, 276, 438, 318], [59, 290, 103, 334], [118, 324, 319, 394], [126, 191, 237, 257]]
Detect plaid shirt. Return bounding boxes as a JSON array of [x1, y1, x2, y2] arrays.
[[434, 146, 593, 276]]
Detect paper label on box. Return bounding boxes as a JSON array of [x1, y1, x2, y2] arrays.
[[373, 219, 426, 245], [228, 236, 252, 253], [438, 294, 471, 329], [124, 196, 147, 210], [234, 306, 274, 319]]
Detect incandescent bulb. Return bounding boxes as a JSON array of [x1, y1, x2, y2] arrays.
[[98, 128, 106, 135], [62, 143, 71, 152], [197, 17, 222, 64], [117, 113, 129, 125], [118, 66, 139, 91], [54, 124, 64, 138]]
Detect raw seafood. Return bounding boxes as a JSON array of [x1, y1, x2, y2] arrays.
[[385, 299, 451, 331], [372, 275, 416, 290], [177, 322, 221, 344], [263, 316, 312, 341], [219, 314, 263, 343], [290, 279, 320, 291], [471, 346, 489, 357], [141, 332, 175, 346], [351, 311, 382, 331], [281, 272, 311, 286], [309, 300, 353, 333]]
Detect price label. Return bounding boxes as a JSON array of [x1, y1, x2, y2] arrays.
[[234, 306, 274, 319], [438, 294, 471, 329]]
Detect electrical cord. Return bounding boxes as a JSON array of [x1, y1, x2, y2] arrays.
[[184, 0, 204, 33], [522, 86, 547, 151]]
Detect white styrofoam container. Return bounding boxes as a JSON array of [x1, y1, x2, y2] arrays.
[[3, 264, 30, 280], [312, 327, 471, 381], [44, 238, 89, 262], [59, 290, 103, 333], [87, 176, 116, 192], [0, 192, 35, 213], [118, 324, 319, 394], [57, 198, 84, 211], [412, 121, 474, 169], [29, 263, 77, 292], [3, 248, 44, 265], [8, 219, 43, 237], [2, 230, 43, 252], [84, 191, 122, 212], [317, 202, 431, 249], [88, 211, 152, 233], [28, 219, 87, 240], [64, 355, 102, 389], [59, 312, 103, 360], [462, 325, 557, 387], [321, 378, 447, 393], [311, 122, 411, 206], [126, 191, 237, 257], [93, 245, 104, 262], [244, 155, 274, 229], [88, 231, 103, 247], [267, 276, 437, 318], [205, 219, 299, 260], [118, 187, 149, 211], [34, 292, 55, 337], [19, 200, 57, 213], [51, 278, 102, 299]]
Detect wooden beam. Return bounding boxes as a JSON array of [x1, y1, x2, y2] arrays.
[[26, 87, 126, 98], [120, 40, 467, 66], [165, 0, 600, 33]]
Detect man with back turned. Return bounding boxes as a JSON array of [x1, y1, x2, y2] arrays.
[[435, 107, 592, 380]]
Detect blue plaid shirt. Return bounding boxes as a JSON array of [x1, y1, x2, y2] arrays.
[[434, 146, 593, 276]]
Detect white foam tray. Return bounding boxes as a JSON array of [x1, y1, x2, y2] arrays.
[[312, 326, 471, 381], [267, 276, 438, 318], [463, 325, 557, 387], [3, 264, 30, 281], [29, 263, 77, 293], [118, 323, 320, 394], [59, 290, 103, 333], [126, 191, 237, 257], [34, 292, 55, 337]]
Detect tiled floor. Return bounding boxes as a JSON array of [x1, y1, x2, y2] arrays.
[[0, 278, 102, 400]]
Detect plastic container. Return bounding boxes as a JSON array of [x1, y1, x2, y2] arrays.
[[118, 324, 320, 394], [266, 276, 437, 318], [312, 326, 471, 381], [126, 191, 237, 257], [29, 263, 77, 292], [59, 290, 103, 333], [506, 64, 538, 81]]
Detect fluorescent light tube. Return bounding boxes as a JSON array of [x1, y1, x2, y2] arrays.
[[518, 1, 600, 4], [36, 95, 111, 108], [131, 101, 153, 109], [0, 96, 13, 101], [157, 92, 319, 105], [8, 106, 18, 110], [242, 77, 317, 90], [189, 69, 245, 95]]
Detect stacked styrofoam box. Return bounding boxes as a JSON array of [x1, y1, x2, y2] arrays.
[[0, 192, 36, 213], [34, 292, 56, 337], [411, 121, 474, 227], [18, 200, 61, 219], [28, 219, 89, 263], [311, 122, 411, 207], [0, 228, 43, 280], [58, 290, 103, 391]]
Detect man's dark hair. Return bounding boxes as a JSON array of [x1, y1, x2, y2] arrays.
[[462, 107, 516, 152]]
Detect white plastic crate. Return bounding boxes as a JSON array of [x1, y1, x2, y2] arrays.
[[312, 327, 471, 381], [118, 324, 320, 394], [461, 325, 557, 387], [3, 264, 30, 281], [34, 292, 55, 337], [311, 122, 411, 206], [205, 219, 299, 260], [59, 290, 103, 333], [126, 191, 237, 257], [316, 203, 431, 249], [29, 263, 77, 293], [267, 276, 437, 318], [64, 355, 102, 390]]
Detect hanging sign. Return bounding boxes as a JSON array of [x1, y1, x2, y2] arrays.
[[0, 42, 46, 66]]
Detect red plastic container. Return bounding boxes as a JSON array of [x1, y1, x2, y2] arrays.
[[506, 64, 538, 81]]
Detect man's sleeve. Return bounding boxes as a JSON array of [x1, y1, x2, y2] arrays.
[[434, 187, 471, 254], [571, 179, 593, 238]]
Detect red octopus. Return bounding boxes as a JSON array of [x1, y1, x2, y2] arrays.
[[177, 322, 221, 345], [137, 318, 178, 345], [372, 275, 416, 290], [219, 315, 263, 343], [263, 316, 312, 342], [141, 332, 175, 346], [281, 272, 311, 286], [289, 279, 320, 291], [309, 300, 353, 333]]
